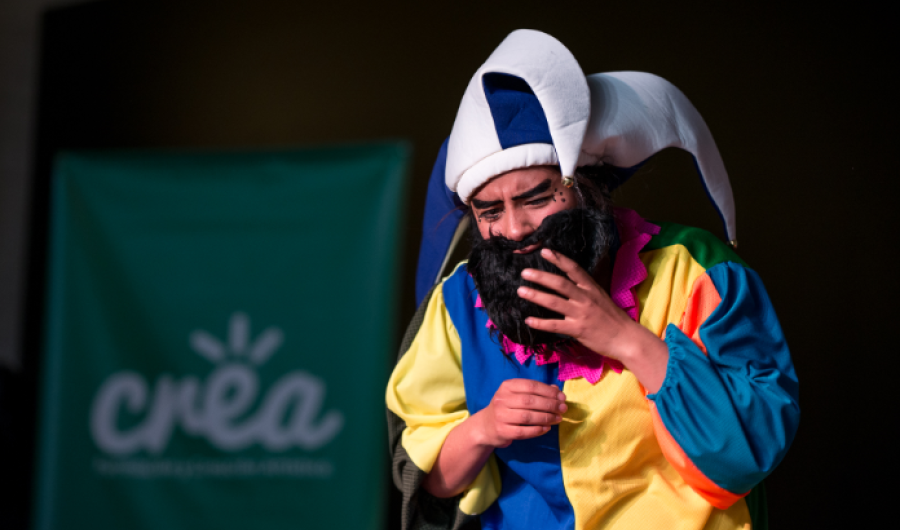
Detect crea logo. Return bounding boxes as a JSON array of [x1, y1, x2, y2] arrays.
[[90, 313, 344, 456]]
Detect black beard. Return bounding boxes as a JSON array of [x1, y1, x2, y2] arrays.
[[468, 207, 616, 352]]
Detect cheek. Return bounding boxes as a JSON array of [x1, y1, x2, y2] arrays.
[[477, 222, 492, 239], [520, 196, 576, 232], [474, 213, 499, 239], [559, 187, 577, 207], [534, 203, 570, 225], [548, 188, 577, 214]]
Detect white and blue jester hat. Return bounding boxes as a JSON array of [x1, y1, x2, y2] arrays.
[[415, 29, 736, 305]]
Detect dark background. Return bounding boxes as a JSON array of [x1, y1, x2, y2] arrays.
[[4, 0, 896, 528]]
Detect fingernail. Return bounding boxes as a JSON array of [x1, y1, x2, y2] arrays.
[[524, 317, 534, 326], [555, 415, 562, 422], [541, 248, 554, 257], [521, 269, 534, 278], [543, 426, 550, 432], [558, 392, 566, 401], [558, 403, 568, 412], [517, 286, 532, 297]]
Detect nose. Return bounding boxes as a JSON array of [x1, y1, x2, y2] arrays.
[[503, 208, 536, 241]]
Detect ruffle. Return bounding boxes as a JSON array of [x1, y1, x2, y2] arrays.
[[609, 207, 661, 321]]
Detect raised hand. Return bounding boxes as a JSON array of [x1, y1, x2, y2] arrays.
[[517, 248, 669, 393]]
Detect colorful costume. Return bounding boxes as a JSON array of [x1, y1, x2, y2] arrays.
[[387, 30, 799, 530], [387, 210, 798, 530]]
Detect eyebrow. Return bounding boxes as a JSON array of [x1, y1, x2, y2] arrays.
[[471, 179, 552, 209]]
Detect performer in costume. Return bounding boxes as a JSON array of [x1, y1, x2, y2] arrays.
[[387, 30, 799, 530]]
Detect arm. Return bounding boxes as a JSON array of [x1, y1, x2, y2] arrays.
[[521, 250, 800, 508], [646, 262, 799, 506], [386, 281, 566, 519], [385, 284, 478, 527]]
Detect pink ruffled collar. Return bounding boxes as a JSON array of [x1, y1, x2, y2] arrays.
[[476, 207, 660, 385]]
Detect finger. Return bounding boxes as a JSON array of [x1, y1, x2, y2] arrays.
[[496, 393, 564, 414], [498, 409, 561, 426], [518, 285, 571, 314], [504, 393, 568, 414], [502, 425, 552, 441], [524, 316, 575, 338], [502, 379, 567, 400], [520, 268, 582, 300], [539, 248, 597, 289]]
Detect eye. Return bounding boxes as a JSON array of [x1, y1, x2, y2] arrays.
[[526, 196, 551, 207], [478, 208, 502, 221]]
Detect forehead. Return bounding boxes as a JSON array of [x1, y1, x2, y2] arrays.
[[471, 166, 561, 201]]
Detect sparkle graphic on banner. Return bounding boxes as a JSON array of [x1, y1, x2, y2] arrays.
[[190, 312, 284, 366]]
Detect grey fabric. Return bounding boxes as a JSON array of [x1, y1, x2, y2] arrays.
[[387, 285, 481, 530]]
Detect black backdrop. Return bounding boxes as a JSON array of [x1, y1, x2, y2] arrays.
[[9, 0, 896, 528]]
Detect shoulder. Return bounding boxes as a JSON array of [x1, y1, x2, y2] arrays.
[[439, 261, 479, 313], [635, 221, 751, 335], [442, 260, 471, 287], [641, 221, 747, 271]]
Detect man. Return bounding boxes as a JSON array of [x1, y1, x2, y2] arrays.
[[387, 30, 799, 530]]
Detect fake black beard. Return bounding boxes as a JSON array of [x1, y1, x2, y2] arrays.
[[468, 207, 616, 352]]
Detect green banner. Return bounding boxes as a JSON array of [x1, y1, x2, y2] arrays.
[[34, 144, 410, 529]]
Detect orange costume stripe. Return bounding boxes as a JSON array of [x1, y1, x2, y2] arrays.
[[679, 274, 722, 355], [649, 403, 748, 509], [650, 272, 747, 509]]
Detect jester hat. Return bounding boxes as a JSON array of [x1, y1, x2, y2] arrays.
[[415, 29, 736, 305]]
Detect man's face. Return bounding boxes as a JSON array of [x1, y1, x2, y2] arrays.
[[467, 166, 615, 351], [470, 166, 578, 248]]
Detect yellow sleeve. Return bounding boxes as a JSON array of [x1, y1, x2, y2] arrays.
[[385, 282, 500, 515]]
